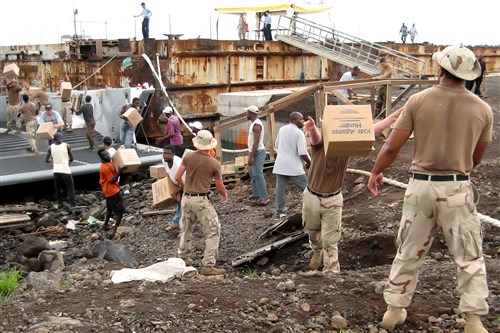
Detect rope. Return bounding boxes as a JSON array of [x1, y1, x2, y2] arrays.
[[346, 168, 500, 227], [221, 148, 248, 153]]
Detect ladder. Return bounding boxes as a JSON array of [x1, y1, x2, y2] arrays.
[[276, 16, 425, 78]]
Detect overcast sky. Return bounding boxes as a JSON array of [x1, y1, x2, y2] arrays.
[[1, 0, 498, 47]]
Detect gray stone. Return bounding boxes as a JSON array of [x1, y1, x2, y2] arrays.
[[374, 280, 386, 294], [284, 279, 296, 291], [276, 282, 287, 292], [267, 313, 278, 322], [29, 316, 83, 331], [26, 271, 62, 291], [36, 214, 59, 228], [38, 250, 65, 272], [17, 236, 50, 258], [89, 241, 137, 265], [256, 257, 269, 266], [352, 183, 367, 194], [354, 176, 365, 184], [26, 258, 42, 272], [330, 314, 348, 329]]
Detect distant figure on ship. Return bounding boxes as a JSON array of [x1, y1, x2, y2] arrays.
[[262, 11, 272, 41], [237, 13, 247, 40], [135, 2, 152, 39], [409, 24, 418, 43], [399, 23, 408, 43]]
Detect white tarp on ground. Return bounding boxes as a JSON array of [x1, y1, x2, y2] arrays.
[[110, 258, 197, 284]]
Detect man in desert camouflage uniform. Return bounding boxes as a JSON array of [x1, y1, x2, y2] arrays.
[[175, 130, 229, 276], [5, 79, 22, 133], [368, 45, 492, 333], [60, 75, 73, 132]]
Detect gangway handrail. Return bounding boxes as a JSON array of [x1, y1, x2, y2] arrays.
[[276, 15, 425, 78]]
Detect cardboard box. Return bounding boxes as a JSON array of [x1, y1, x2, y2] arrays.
[[149, 164, 167, 179], [152, 177, 179, 208], [60, 82, 72, 100], [322, 105, 375, 157], [112, 148, 142, 173], [222, 163, 235, 175], [123, 108, 143, 127], [3, 64, 19, 79], [234, 155, 249, 167], [28, 87, 43, 100], [36, 122, 57, 140]]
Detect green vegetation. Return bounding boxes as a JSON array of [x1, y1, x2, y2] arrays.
[[340, 186, 349, 196], [243, 266, 258, 279], [59, 280, 71, 289], [0, 267, 23, 301]]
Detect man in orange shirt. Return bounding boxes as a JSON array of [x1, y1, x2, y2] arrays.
[[98, 148, 126, 237]]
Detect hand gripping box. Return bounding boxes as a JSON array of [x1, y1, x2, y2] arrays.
[[112, 148, 142, 173], [152, 177, 179, 208], [149, 164, 167, 179], [36, 122, 57, 140], [60, 82, 73, 100], [322, 105, 375, 157], [123, 108, 143, 127], [3, 63, 20, 79]]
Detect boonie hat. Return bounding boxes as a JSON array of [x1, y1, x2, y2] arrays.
[[189, 121, 203, 130], [432, 44, 481, 81], [244, 105, 260, 114], [163, 106, 173, 114], [192, 130, 217, 150], [45, 104, 53, 110]]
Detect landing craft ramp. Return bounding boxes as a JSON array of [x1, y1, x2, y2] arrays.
[[276, 16, 425, 78], [0, 126, 163, 186], [0, 87, 163, 186]]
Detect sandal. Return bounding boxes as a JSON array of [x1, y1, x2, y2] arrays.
[[258, 199, 271, 206]]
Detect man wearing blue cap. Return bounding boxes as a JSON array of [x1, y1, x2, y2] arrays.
[[45, 133, 76, 208]]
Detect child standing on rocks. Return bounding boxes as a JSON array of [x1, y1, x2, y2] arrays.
[[97, 148, 126, 237]]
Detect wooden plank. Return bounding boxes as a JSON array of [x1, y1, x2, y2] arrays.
[[214, 121, 222, 162], [330, 90, 353, 105], [0, 222, 30, 230], [370, 86, 376, 117], [391, 84, 415, 106], [386, 83, 393, 118], [141, 209, 176, 216], [0, 214, 31, 224], [234, 156, 248, 167], [0, 204, 47, 213], [268, 113, 276, 161]]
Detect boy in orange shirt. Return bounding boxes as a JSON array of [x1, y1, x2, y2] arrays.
[[97, 148, 126, 237]]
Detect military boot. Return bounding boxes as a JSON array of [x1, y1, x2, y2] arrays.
[[464, 314, 488, 333], [201, 266, 226, 276], [309, 250, 323, 270], [381, 306, 407, 330], [5, 127, 12, 133]]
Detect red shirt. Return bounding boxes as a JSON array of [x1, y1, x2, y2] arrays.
[[99, 162, 120, 197]]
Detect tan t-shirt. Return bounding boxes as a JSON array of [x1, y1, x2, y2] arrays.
[[379, 65, 392, 78], [19, 102, 37, 122], [394, 85, 493, 175], [182, 151, 222, 194], [6, 82, 22, 105], [308, 141, 349, 194]]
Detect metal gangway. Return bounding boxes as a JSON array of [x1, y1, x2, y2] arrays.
[[276, 16, 425, 78]]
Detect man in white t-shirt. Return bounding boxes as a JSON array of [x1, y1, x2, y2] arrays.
[[337, 66, 361, 105], [273, 112, 311, 218], [162, 145, 186, 232], [245, 105, 270, 205]]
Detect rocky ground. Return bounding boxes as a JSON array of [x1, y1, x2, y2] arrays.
[[0, 82, 499, 332]]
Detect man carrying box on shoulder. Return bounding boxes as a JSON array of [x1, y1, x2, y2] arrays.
[[303, 109, 401, 274], [119, 97, 140, 149]]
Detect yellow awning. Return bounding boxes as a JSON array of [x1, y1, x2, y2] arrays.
[[215, 4, 332, 14]]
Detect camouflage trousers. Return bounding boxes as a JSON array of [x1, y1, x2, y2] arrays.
[[61, 101, 72, 129], [375, 85, 387, 117], [6, 104, 21, 130], [302, 188, 343, 273], [384, 178, 489, 315], [178, 195, 220, 267], [25, 120, 38, 152]]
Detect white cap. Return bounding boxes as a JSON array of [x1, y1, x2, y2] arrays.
[[244, 105, 260, 114], [163, 106, 173, 114], [189, 121, 203, 130]]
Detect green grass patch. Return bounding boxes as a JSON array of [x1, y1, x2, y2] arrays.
[[243, 266, 258, 279], [0, 267, 23, 301]]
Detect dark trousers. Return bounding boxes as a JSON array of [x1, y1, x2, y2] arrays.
[[54, 173, 75, 206], [142, 18, 150, 39], [263, 24, 272, 41]]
